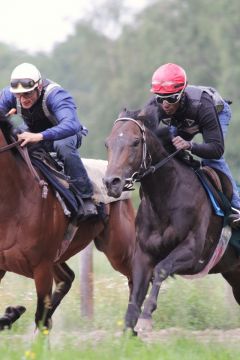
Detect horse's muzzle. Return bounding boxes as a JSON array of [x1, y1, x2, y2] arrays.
[[103, 176, 125, 198]]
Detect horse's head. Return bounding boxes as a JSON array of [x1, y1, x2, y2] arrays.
[[104, 108, 157, 198]]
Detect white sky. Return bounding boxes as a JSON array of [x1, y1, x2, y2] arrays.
[[0, 0, 148, 54]]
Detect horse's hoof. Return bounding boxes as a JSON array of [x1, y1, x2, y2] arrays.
[[5, 305, 26, 318], [15, 306, 26, 315], [134, 317, 153, 332], [0, 318, 12, 331], [123, 327, 138, 337]]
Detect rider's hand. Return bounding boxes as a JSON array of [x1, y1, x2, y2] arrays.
[[172, 136, 192, 151], [17, 132, 43, 147]]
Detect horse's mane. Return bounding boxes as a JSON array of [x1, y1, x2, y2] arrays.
[[0, 112, 15, 143]]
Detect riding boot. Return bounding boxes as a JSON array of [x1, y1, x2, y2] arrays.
[[228, 207, 240, 230], [68, 175, 98, 222]]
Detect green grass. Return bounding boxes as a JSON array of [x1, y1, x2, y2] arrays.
[[1, 333, 240, 360]]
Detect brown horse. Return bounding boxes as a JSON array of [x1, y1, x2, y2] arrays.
[[0, 114, 135, 330], [104, 108, 240, 334]]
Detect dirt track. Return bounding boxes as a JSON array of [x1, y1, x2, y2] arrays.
[[48, 327, 240, 345], [3, 327, 240, 346], [138, 327, 240, 343]]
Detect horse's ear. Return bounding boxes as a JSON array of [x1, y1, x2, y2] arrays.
[[118, 108, 128, 118], [137, 109, 148, 123], [138, 109, 147, 117], [118, 108, 141, 119], [137, 104, 159, 131]]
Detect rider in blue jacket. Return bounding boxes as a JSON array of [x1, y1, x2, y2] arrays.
[[0, 62, 97, 221]]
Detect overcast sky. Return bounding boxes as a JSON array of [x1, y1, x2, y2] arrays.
[[0, 0, 148, 54]]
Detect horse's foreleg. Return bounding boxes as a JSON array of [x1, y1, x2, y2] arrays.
[[0, 306, 26, 331], [34, 262, 53, 329], [140, 237, 197, 329], [48, 262, 75, 318], [136, 274, 161, 332], [125, 246, 153, 333]]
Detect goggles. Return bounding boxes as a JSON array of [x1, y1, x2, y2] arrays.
[[10, 78, 38, 90], [155, 89, 184, 104]]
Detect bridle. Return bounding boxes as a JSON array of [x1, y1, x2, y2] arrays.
[[114, 117, 180, 190]]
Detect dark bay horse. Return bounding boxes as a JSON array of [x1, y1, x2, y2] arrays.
[[0, 114, 135, 330], [104, 108, 240, 334]]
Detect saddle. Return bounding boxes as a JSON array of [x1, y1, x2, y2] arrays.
[[177, 150, 232, 216], [29, 147, 79, 217], [198, 166, 232, 217]]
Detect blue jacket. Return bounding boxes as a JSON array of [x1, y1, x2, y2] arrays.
[[0, 83, 87, 141]]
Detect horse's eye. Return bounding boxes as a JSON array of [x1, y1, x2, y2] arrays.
[[132, 139, 140, 147], [105, 140, 109, 149]]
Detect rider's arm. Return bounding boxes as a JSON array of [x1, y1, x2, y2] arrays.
[[189, 94, 224, 159], [40, 88, 83, 141], [0, 87, 16, 114]]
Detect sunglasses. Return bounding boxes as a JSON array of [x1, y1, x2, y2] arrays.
[[10, 78, 38, 89], [155, 90, 184, 104]]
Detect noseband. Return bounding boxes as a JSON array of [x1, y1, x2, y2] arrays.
[[114, 117, 180, 190]]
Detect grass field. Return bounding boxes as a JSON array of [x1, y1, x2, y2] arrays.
[[1, 249, 240, 359]]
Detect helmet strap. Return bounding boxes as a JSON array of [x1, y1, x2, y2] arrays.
[[36, 84, 43, 98]]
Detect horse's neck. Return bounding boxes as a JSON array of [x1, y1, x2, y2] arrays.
[[147, 130, 177, 175], [143, 130, 180, 203], [0, 134, 31, 197]]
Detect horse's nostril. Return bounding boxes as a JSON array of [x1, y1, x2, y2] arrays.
[[104, 176, 122, 190], [112, 177, 121, 186]]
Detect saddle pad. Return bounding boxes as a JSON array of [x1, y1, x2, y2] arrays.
[[82, 158, 132, 204], [31, 157, 79, 215]]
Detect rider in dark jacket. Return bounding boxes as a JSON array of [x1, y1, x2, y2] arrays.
[[0, 62, 97, 221], [148, 62, 240, 228]]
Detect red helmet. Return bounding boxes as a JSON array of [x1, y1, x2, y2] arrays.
[[151, 63, 187, 94]]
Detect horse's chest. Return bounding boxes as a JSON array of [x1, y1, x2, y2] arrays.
[[138, 224, 178, 258]]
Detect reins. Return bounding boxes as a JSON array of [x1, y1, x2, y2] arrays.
[[114, 117, 181, 190], [0, 139, 22, 153], [139, 148, 181, 178]]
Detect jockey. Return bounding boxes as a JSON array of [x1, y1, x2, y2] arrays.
[[148, 62, 240, 228], [0, 62, 97, 221]]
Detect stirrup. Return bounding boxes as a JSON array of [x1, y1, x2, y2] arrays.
[[228, 207, 240, 229], [231, 207, 240, 215], [77, 198, 98, 222]]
